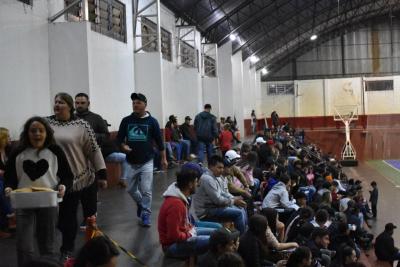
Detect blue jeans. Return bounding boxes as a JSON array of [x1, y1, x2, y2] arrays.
[[105, 152, 129, 180], [165, 227, 211, 258], [197, 141, 214, 163], [205, 206, 247, 234], [166, 142, 182, 161], [180, 139, 191, 160], [298, 186, 316, 204], [126, 160, 154, 214], [194, 221, 222, 229]]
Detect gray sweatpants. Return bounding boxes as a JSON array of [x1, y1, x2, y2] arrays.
[[16, 207, 57, 267]]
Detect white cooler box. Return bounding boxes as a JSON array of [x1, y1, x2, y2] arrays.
[[10, 191, 58, 209]]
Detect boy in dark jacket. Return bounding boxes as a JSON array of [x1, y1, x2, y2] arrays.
[[369, 181, 378, 218]]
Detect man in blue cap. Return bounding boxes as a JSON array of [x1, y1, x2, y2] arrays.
[[117, 92, 167, 227]]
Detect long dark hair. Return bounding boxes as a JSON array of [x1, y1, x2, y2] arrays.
[[248, 214, 269, 242], [335, 245, 355, 265], [248, 214, 271, 256], [261, 208, 277, 235], [74, 236, 119, 267], [18, 116, 55, 153], [286, 246, 311, 267]]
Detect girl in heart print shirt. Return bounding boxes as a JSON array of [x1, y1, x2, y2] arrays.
[[4, 116, 73, 267]]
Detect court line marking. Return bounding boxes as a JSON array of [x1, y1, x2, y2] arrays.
[[382, 160, 400, 174], [382, 160, 400, 188], [365, 161, 400, 189]]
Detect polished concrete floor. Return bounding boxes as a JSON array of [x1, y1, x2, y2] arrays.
[[1, 162, 400, 267]]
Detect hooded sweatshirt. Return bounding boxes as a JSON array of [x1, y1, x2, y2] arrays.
[[158, 182, 194, 248], [194, 111, 218, 142], [262, 181, 299, 210], [192, 169, 235, 218]]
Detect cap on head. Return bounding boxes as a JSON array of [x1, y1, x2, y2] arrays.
[[224, 150, 241, 167], [168, 115, 177, 123], [131, 93, 147, 104], [181, 162, 203, 177], [185, 116, 192, 121], [255, 137, 266, 144], [385, 223, 397, 231]]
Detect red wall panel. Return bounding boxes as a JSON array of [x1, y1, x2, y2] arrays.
[[244, 114, 400, 160]]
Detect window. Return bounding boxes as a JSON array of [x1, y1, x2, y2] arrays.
[[180, 41, 198, 68], [64, 0, 81, 19], [365, 80, 393, 91], [267, 83, 295, 95], [204, 55, 216, 77], [141, 17, 172, 61], [17, 0, 32, 4], [64, 0, 126, 43]]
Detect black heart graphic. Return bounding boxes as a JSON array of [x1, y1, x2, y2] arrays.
[[23, 159, 49, 181]]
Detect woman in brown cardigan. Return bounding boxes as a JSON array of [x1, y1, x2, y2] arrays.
[[47, 92, 107, 260]]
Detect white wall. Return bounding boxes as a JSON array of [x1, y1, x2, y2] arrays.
[[164, 67, 202, 124], [296, 79, 325, 116], [231, 51, 245, 135], [88, 0, 134, 131], [134, 52, 164, 124], [218, 42, 234, 118], [49, 22, 91, 99], [0, 0, 52, 139], [258, 75, 400, 118], [49, 0, 135, 131], [242, 60, 257, 119], [0, 0, 260, 137], [134, 1, 204, 127], [0, 0, 136, 137], [364, 76, 400, 115], [255, 71, 263, 119], [202, 77, 221, 119], [260, 81, 295, 118]]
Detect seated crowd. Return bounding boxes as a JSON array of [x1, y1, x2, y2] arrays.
[[161, 109, 242, 169], [157, 124, 400, 267], [0, 93, 398, 267]]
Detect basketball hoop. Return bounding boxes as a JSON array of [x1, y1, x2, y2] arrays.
[[333, 105, 358, 166]]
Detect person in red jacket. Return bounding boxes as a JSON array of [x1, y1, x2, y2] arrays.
[[158, 163, 214, 258], [219, 123, 233, 156]]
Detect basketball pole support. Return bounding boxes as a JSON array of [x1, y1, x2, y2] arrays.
[[334, 106, 358, 167]]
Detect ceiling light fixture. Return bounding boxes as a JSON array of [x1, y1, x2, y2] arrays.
[[261, 68, 268, 75], [229, 34, 237, 41], [310, 34, 318, 41], [250, 55, 259, 63]]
